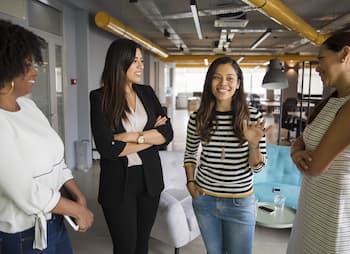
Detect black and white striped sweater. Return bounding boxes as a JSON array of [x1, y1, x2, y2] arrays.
[[184, 107, 266, 197]]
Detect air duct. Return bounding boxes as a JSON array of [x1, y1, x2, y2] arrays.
[[241, 0, 329, 45], [95, 11, 168, 58]]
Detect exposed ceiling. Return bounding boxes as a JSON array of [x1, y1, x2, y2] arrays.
[[62, 0, 350, 67]]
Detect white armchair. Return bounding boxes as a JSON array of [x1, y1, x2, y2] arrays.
[[151, 151, 201, 254]]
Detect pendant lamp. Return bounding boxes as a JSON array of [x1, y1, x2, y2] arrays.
[[262, 59, 288, 144], [262, 59, 288, 89]]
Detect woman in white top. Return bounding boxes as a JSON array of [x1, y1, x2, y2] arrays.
[[287, 32, 350, 253], [0, 19, 93, 253]]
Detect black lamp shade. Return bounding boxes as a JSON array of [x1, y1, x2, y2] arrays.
[[262, 59, 288, 89]]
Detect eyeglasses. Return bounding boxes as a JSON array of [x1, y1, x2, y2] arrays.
[[26, 61, 49, 72], [25, 61, 40, 71]]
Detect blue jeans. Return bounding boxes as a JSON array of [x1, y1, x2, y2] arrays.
[[193, 194, 256, 254], [0, 214, 73, 254]]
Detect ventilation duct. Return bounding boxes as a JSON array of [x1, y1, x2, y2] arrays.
[[214, 12, 249, 28]]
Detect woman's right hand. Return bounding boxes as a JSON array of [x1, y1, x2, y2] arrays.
[[291, 150, 312, 173], [75, 205, 94, 232], [187, 182, 204, 199]]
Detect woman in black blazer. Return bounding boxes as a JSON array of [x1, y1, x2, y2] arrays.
[[90, 38, 173, 254]]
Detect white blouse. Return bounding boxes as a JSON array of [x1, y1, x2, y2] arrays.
[[122, 95, 147, 167], [0, 97, 73, 250]]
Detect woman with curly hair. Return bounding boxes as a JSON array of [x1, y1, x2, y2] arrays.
[[184, 57, 269, 254], [0, 20, 93, 253], [287, 32, 350, 254]]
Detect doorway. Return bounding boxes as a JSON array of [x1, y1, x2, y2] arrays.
[[29, 30, 65, 142]]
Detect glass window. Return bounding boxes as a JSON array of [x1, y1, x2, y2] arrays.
[[28, 0, 62, 36]]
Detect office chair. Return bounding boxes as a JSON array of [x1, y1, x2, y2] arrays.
[[281, 98, 298, 140], [250, 93, 262, 111]]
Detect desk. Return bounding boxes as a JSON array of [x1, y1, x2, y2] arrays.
[[260, 101, 280, 107], [256, 202, 296, 229], [260, 101, 314, 107], [288, 111, 307, 120], [260, 101, 280, 113]]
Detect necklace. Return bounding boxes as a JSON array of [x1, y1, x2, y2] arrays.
[[221, 137, 228, 160], [221, 146, 226, 160]]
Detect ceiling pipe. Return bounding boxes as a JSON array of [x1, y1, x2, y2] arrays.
[[131, 0, 189, 52], [250, 29, 271, 49], [161, 54, 317, 63], [95, 11, 168, 58], [240, 0, 329, 45]]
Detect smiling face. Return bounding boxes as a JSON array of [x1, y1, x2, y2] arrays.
[[12, 59, 39, 97], [316, 44, 344, 88], [211, 63, 240, 107], [126, 48, 144, 85]]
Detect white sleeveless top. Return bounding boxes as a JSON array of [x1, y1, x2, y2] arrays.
[[287, 96, 350, 254]]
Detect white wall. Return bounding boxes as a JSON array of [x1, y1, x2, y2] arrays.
[[88, 19, 115, 91], [62, 4, 79, 167]]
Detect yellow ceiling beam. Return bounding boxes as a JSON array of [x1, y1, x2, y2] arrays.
[[162, 54, 317, 64], [241, 0, 330, 45], [95, 11, 169, 58], [175, 63, 270, 68]]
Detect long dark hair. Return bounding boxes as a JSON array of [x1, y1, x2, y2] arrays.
[[100, 38, 141, 129], [196, 57, 249, 144], [0, 19, 45, 88], [308, 32, 350, 123]]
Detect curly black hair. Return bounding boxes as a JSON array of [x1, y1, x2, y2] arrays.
[[0, 19, 45, 88]]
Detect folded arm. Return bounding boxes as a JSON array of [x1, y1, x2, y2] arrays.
[[303, 100, 350, 176]]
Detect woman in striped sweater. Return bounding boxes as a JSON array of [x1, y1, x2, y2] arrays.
[[184, 57, 269, 254]]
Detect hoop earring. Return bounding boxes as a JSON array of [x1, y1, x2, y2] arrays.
[[8, 81, 14, 94]]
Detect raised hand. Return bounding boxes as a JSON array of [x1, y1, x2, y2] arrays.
[[243, 118, 271, 146]]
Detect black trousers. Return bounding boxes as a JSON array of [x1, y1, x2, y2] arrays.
[[102, 165, 160, 254]]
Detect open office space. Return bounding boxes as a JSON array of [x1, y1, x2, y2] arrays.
[[1, 0, 349, 253]]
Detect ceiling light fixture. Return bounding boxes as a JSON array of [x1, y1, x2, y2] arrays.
[[190, 0, 203, 40], [237, 57, 245, 63], [250, 29, 272, 50], [262, 59, 288, 89], [204, 58, 209, 66], [262, 59, 288, 145]]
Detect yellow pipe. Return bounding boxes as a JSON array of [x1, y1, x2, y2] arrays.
[[176, 63, 268, 69], [162, 54, 317, 63], [95, 11, 168, 58], [241, 0, 329, 45]]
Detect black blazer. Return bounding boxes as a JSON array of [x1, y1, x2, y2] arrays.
[[90, 84, 173, 207]]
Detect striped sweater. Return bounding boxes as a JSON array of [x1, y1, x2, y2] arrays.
[[184, 107, 266, 196]]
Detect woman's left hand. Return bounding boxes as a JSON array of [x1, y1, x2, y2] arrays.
[[243, 118, 271, 146], [154, 115, 167, 127]]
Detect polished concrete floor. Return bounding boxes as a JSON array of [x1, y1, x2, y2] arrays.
[[67, 109, 291, 254]]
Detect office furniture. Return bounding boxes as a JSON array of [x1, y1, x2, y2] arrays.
[[151, 151, 201, 254], [254, 145, 302, 209]]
